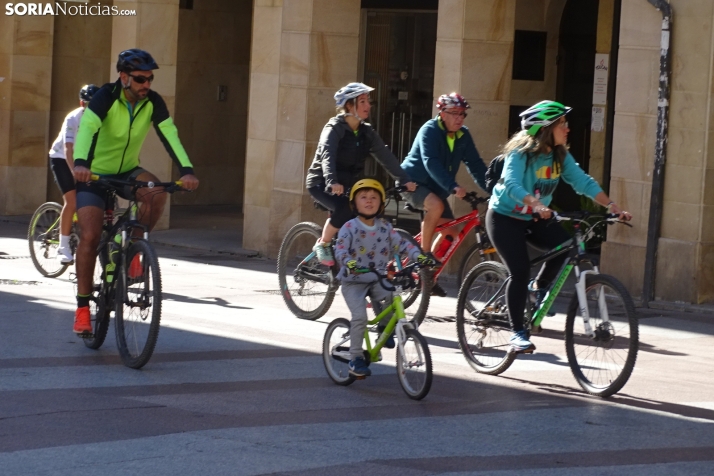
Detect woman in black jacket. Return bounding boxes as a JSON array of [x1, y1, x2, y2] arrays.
[[305, 82, 415, 265]]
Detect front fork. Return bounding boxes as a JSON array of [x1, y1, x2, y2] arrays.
[[574, 266, 608, 338]]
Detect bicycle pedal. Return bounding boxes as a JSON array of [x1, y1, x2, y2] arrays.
[[354, 375, 367, 380]]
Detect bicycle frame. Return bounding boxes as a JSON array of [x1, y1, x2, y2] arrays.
[[474, 221, 606, 338], [412, 209, 494, 279], [329, 292, 418, 365]]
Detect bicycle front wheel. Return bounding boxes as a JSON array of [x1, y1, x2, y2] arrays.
[[565, 273, 638, 397], [393, 228, 431, 325], [456, 261, 516, 375], [114, 240, 162, 369], [322, 318, 356, 386], [83, 246, 111, 350], [277, 222, 336, 320], [396, 328, 432, 400], [28, 202, 69, 278]]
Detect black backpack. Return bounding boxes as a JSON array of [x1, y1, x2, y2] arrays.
[[484, 152, 531, 194], [484, 154, 505, 195]]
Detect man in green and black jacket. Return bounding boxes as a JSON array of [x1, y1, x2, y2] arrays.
[[71, 48, 199, 335]]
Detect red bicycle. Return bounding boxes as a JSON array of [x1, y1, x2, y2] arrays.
[[393, 192, 500, 324]]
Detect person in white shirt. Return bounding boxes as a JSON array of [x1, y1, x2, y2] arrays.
[[48, 84, 99, 264]]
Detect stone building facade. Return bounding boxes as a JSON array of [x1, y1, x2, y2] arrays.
[[1, 0, 712, 304]]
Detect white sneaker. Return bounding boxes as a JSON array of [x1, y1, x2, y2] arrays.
[[57, 246, 74, 264]]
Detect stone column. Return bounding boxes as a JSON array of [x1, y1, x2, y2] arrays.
[[434, 0, 516, 270], [111, 0, 180, 230], [0, 15, 54, 215], [602, 0, 714, 304], [244, 0, 360, 257], [587, 0, 615, 185]]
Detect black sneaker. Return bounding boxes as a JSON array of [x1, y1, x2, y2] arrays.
[[431, 282, 447, 297]]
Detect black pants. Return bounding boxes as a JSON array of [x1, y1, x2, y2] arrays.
[[485, 209, 571, 332], [308, 184, 353, 229]]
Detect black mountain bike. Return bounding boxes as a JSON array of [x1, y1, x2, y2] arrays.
[[83, 175, 184, 369]]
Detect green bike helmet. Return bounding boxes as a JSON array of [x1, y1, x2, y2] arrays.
[[519, 100, 572, 136]]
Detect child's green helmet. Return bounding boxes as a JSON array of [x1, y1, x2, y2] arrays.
[[519, 100, 572, 136]]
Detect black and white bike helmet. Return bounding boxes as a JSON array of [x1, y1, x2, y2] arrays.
[[334, 82, 374, 108]]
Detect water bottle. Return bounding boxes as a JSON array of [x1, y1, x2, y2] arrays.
[[105, 233, 121, 283], [434, 235, 454, 260]]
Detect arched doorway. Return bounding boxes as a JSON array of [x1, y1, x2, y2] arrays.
[[552, 0, 600, 211]]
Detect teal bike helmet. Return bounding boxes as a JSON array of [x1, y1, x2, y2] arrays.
[[519, 100, 572, 136]]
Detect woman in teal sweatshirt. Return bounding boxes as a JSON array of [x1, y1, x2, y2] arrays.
[[487, 101, 631, 353]]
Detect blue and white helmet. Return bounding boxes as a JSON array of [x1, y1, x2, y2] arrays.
[[334, 82, 374, 108]]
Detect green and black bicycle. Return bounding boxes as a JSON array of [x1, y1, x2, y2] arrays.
[[456, 211, 638, 398], [322, 263, 434, 400]]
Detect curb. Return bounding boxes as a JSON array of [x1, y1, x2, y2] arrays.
[[150, 237, 262, 260], [645, 300, 714, 315]]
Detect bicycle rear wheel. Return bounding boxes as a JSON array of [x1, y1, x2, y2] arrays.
[[114, 240, 162, 369], [565, 273, 638, 397], [393, 228, 431, 325], [456, 261, 516, 375], [28, 202, 69, 278], [396, 328, 432, 400], [322, 318, 356, 386], [277, 222, 336, 320], [83, 247, 112, 349]]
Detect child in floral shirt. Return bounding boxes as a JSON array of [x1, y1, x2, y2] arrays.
[[335, 179, 428, 377]]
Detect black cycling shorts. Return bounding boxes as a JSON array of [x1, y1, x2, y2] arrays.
[[76, 167, 146, 210], [50, 157, 76, 195]]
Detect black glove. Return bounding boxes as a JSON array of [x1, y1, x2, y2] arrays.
[[417, 254, 436, 267]]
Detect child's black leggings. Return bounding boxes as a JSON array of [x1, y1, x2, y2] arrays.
[[485, 209, 571, 332]]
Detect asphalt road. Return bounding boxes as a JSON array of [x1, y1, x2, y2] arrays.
[[1, 219, 713, 475]]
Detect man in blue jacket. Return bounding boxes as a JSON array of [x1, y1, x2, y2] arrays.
[[400, 93, 487, 295]]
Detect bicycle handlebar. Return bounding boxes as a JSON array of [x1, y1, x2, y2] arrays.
[[89, 174, 187, 193], [461, 192, 488, 209], [531, 210, 632, 227], [348, 262, 426, 292]]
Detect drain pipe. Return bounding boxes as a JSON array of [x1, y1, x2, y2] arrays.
[[642, 0, 672, 306]]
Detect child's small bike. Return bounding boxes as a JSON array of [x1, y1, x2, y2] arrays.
[[322, 263, 433, 400]]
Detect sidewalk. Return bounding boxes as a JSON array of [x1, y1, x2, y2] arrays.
[[1, 205, 260, 258]]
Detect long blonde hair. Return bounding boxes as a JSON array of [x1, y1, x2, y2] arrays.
[[501, 122, 567, 173]]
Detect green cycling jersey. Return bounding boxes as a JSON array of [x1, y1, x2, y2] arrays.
[[73, 79, 194, 176]]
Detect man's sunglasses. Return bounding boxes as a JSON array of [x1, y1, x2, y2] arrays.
[[128, 74, 154, 84]]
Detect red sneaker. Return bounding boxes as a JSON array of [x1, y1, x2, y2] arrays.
[[73, 306, 92, 335], [128, 254, 143, 279]]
